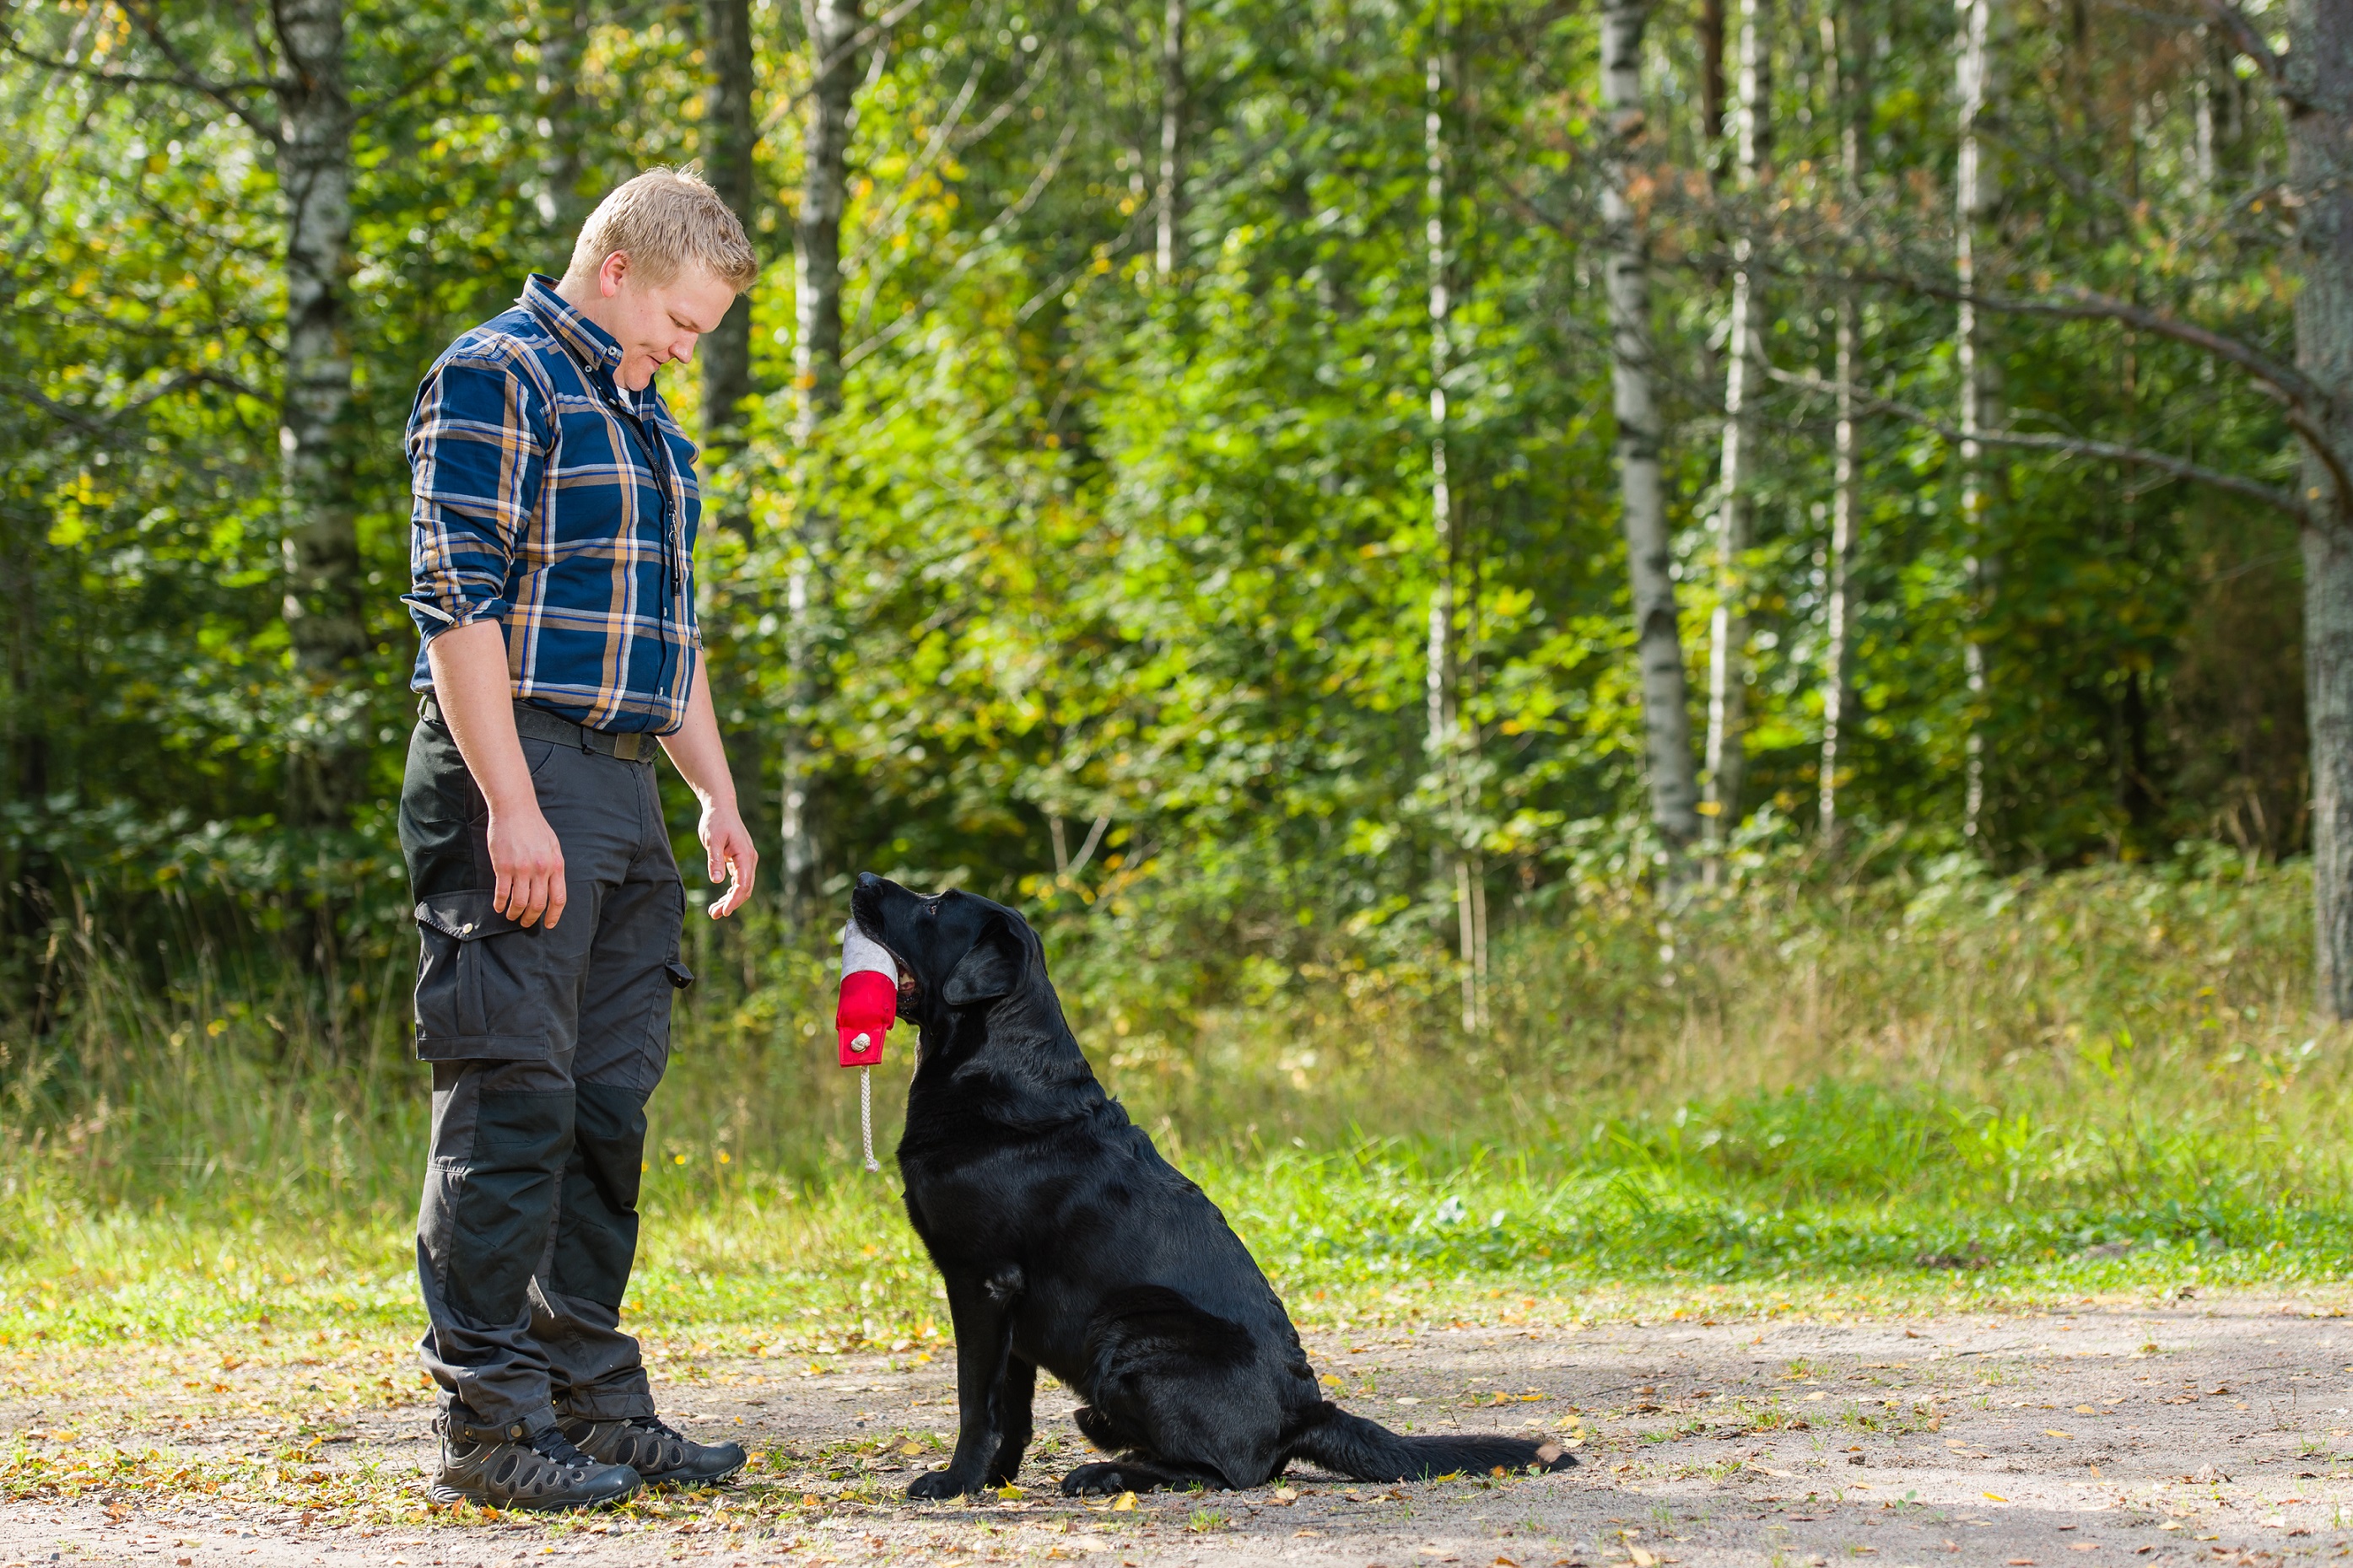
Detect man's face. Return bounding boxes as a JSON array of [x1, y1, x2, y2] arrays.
[[583, 253, 738, 391]]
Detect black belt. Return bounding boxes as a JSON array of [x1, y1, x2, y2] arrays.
[[418, 697, 659, 762]]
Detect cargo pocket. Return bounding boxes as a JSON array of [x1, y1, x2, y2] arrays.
[[413, 891, 550, 1061]]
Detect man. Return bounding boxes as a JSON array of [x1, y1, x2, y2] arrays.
[[400, 168, 762, 1511]]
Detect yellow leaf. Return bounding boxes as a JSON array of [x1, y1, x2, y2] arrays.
[[1982, 1491, 2008, 1502], [1113, 1491, 1137, 1511], [2075, 1405, 2097, 1415], [1632, 1549, 1658, 1566], [998, 1484, 1025, 1499], [2044, 1430, 2073, 1439], [899, 1441, 925, 1457]]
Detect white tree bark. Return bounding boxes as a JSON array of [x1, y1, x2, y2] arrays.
[[275, 0, 362, 824], [1424, 40, 1486, 1030], [1818, 0, 1864, 844], [1600, 0, 1702, 866], [1956, 0, 1999, 844], [1156, 0, 1187, 277], [1703, 0, 1769, 868]]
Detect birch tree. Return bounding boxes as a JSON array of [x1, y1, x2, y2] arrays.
[[1817, 0, 1865, 843], [1423, 33, 1485, 1029], [1156, 0, 1186, 276], [1954, 0, 1999, 843], [1702, 0, 1769, 868], [1600, 0, 1702, 869]]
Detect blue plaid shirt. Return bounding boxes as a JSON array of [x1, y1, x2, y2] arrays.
[[403, 275, 702, 734]]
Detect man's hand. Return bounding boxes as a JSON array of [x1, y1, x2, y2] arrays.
[[699, 800, 758, 919], [490, 802, 569, 929]]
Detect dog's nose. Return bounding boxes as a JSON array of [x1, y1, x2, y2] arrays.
[[855, 870, 883, 889]]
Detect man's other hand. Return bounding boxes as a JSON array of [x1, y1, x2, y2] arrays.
[[491, 803, 569, 929], [700, 800, 758, 919]]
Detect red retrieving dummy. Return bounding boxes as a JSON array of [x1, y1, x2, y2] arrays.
[[836, 924, 899, 1067]]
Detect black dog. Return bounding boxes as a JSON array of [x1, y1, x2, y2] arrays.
[[849, 873, 1577, 1498]]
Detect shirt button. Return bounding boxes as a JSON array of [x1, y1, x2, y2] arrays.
[[460, 922, 475, 935]]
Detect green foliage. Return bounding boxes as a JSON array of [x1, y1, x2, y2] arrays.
[[0, 0, 2315, 1026]]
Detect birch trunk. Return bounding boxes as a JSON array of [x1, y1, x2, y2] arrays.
[[1818, 0, 1865, 844], [1703, 0, 1768, 869], [1600, 0, 1702, 866], [1956, 0, 1999, 844], [780, 0, 862, 924], [701, 0, 758, 540], [275, 0, 363, 827], [1424, 41, 1485, 1030], [2289, 0, 2353, 1016], [1156, 0, 1187, 277]]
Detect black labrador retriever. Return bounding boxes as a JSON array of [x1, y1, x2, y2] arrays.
[[849, 872, 1577, 1499]]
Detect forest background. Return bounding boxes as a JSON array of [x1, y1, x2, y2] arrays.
[[2, 0, 2351, 1355]]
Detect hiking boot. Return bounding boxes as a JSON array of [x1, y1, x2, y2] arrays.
[[427, 1412, 641, 1511], [560, 1413, 747, 1487]]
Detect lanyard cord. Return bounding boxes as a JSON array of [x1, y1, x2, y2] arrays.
[[859, 1067, 880, 1174]]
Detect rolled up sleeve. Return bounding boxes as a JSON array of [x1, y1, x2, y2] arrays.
[[402, 355, 548, 644]]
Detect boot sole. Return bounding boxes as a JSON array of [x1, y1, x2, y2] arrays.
[[639, 1456, 747, 1489], [426, 1477, 641, 1512]]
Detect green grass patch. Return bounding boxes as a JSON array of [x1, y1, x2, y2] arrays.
[[5, 856, 2353, 1348]]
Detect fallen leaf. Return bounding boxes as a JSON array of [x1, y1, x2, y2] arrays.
[[1112, 1491, 1137, 1511], [1804, 1392, 1827, 1402], [899, 1441, 925, 1456], [1983, 1492, 2010, 1502], [1272, 1487, 1298, 1504], [2045, 1430, 2075, 1439], [2069, 1545, 2101, 1554], [2075, 1405, 2097, 1414], [1631, 1549, 1658, 1567]]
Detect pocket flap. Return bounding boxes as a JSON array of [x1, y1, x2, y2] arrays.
[[414, 891, 530, 942]]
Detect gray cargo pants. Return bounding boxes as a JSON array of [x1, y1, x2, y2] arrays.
[[399, 703, 692, 1431]]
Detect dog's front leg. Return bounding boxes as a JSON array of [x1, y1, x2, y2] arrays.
[[908, 1265, 1024, 1499]]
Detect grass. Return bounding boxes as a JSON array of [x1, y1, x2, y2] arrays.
[[3, 849, 2352, 1358]]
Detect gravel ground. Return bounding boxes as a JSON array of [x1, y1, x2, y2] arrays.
[[8, 1294, 2353, 1566]]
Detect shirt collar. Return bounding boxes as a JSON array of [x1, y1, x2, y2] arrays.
[[521, 273, 626, 378]]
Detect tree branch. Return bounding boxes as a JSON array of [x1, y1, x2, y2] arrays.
[[2199, 0, 2309, 110], [0, 35, 280, 141], [108, 0, 284, 143], [1761, 361, 2311, 525]]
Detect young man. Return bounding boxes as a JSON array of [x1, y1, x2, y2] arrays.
[[400, 168, 761, 1511]]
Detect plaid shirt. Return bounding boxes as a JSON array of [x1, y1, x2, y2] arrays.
[[403, 274, 702, 735]]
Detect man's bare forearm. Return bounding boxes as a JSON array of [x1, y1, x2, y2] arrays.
[[424, 618, 568, 927], [659, 664, 737, 809], [425, 620, 535, 813]]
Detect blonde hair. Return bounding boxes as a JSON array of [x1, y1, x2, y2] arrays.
[[565, 166, 758, 292]]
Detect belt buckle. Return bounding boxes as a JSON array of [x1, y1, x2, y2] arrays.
[[613, 733, 641, 762]]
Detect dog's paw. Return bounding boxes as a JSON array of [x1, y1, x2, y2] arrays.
[[908, 1468, 980, 1500], [1059, 1462, 1131, 1496]]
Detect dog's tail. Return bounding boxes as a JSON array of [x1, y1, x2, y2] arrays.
[[1287, 1401, 1578, 1483]]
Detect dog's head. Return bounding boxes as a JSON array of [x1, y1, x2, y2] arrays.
[[849, 872, 1039, 1030]]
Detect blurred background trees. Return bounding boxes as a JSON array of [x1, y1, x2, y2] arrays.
[[0, 0, 2327, 1040]]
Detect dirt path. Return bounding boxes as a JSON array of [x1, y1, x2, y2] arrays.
[[7, 1295, 2352, 1566]]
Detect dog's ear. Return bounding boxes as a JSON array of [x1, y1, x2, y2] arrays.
[[942, 914, 1025, 1006]]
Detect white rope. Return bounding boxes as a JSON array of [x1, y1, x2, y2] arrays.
[[860, 1066, 879, 1173]]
